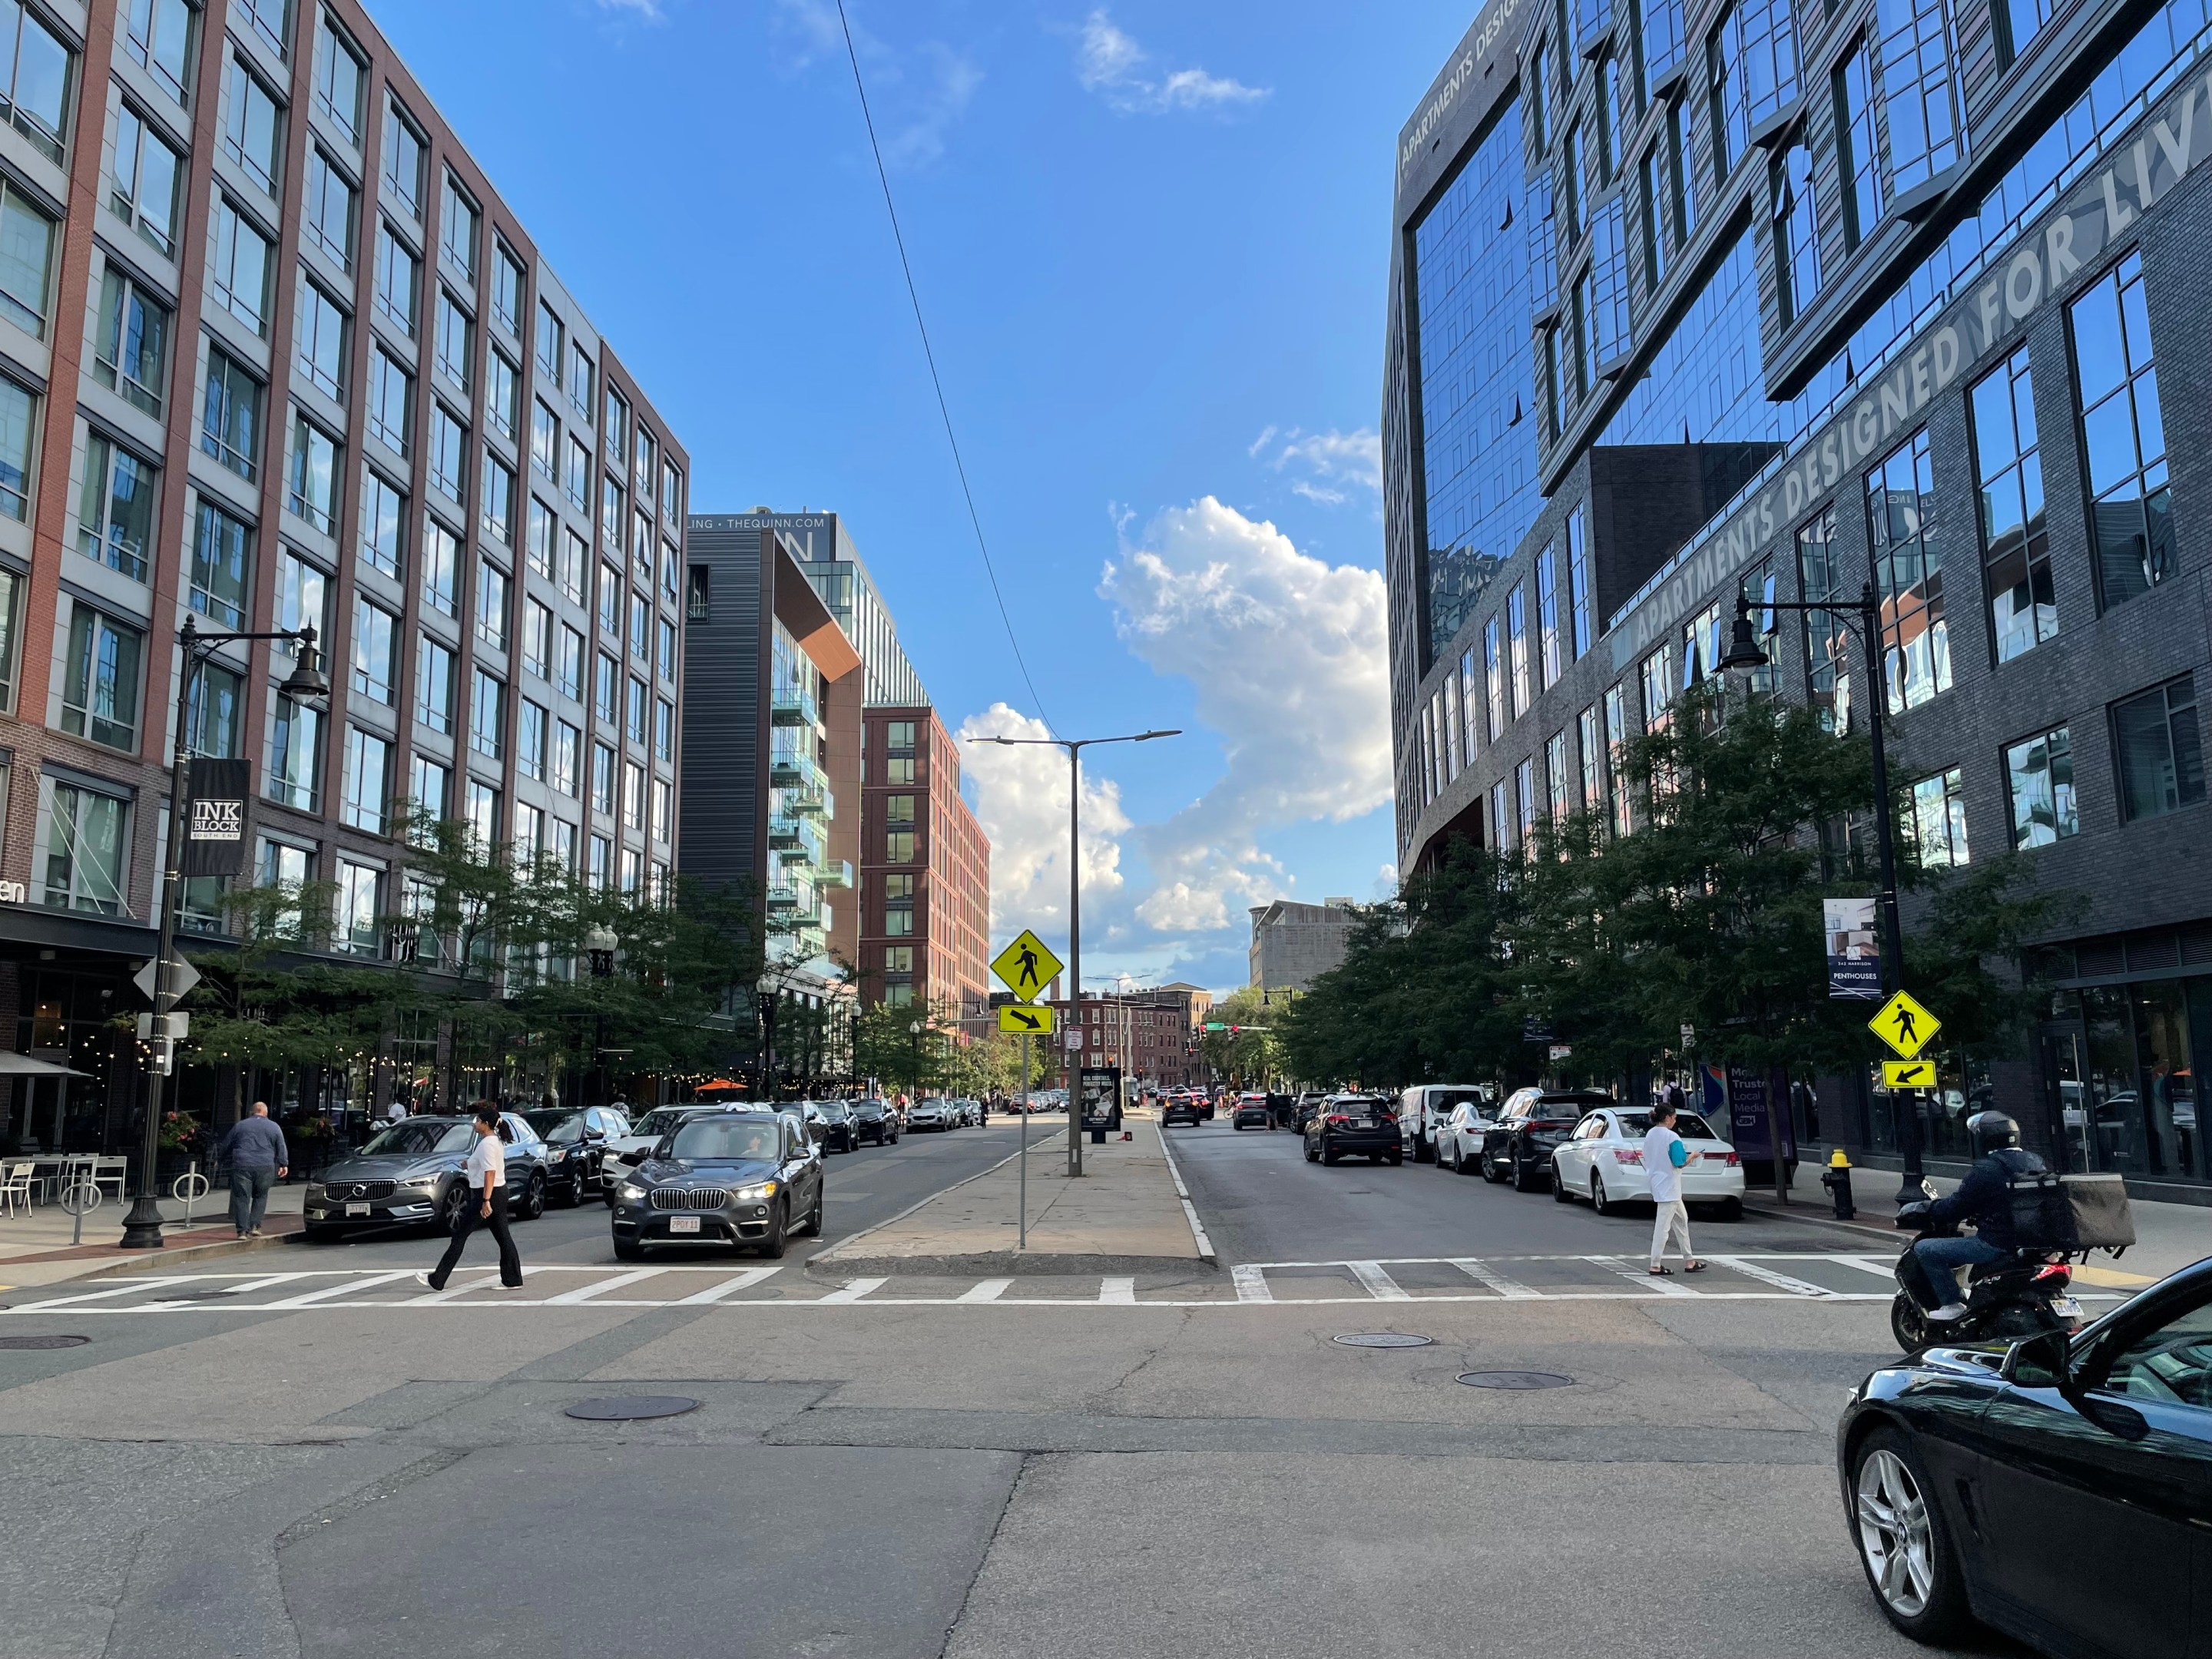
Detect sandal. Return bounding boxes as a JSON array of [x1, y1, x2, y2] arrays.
[[1685, 1260, 1709, 1273], [1647, 1265, 1674, 1276]]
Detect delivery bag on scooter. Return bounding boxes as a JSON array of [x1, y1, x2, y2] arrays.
[[2005, 1166, 2135, 1250]]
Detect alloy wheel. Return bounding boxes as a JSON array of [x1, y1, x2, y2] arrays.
[[1855, 1449, 1936, 1618]]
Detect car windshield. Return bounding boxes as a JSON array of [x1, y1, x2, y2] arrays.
[[1431, 1090, 1486, 1111], [854, 1101, 885, 1117], [667, 1119, 780, 1161], [359, 1121, 474, 1156], [522, 1111, 585, 1141], [816, 1103, 849, 1120], [1614, 1111, 1720, 1141], [634, 1109, 694, 1137]]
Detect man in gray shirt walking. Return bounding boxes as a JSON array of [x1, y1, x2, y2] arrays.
[[220, 1102, 288, 1237]]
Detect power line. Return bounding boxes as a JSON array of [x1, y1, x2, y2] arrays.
[[833, 0, 1054, 737]]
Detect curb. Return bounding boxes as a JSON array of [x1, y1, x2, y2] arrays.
[[48, 1228, 307, 1283], [1740, 1201, 1903, 1245]]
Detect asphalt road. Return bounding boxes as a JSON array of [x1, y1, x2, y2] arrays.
[[0, 1111, 2032, 1659]]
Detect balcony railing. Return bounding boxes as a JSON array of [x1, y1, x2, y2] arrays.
[[770, 684, 819, 727]]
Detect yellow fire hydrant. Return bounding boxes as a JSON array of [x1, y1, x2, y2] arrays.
[[1820, 1146, 1856, 1220]]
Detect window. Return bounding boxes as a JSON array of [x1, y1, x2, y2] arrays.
[[359, 472, 406, 579], [885, 793, 916, 825], [535, 300, 562, 383], [238, 0, 290, 57], [492, 242, 525, 336], [655, 697, 674, 762], [629, 591, 650, 661], [518, 700, 548, 781], [621, 761, 644, 830], [382, 101, 424, 220], [565, 435, 591, 512], [428, 406, 467, 502], [210, 199, 272, 334], [1878, 0, 1959, 194], [350, 596, 396, 704], [604, 389, 628, 462], [512, 801, 543, 859], [476, 559, 508, 651], [286, 412, 337, 532], [525, 496, 555, 580], [652, 778, 672, 844], [2113, 677, 2204, 823], [1867, 429, 1948, 712], [257, 840, 312, 935], [1482, 615, 1504, 740], [433, 291, 472, 393], [1546, 730, 1572, 827], [464, 780, 498, 849], [634, 426, 657, 497], [555, 820, 579, 873], [594, 652, 618, 724], [200, 346, 263, 480], [1507, 582, 1530, 717], [588, 833, 612, 888], [335, 859, 380, 953], [1833, 42, 1881, 250], [1544, 324, 1564, 439], [416, 634, 454, 733], [368, 347, 411, 455], [313, 15, 364, 144], [295, 276, 347, 400], [267, 693, 323, 810], [1706, 4, 1745, 178], [422, 518, 461, 618], [2007, 727, 2076, 849], [552, 720, 581, 796], [0, 183, 56, 336], [1998, 0, 2055, 63], [78, 435, 156, 581], [657, 617, 677, 682], [114, 104, 183, 252], [531, 399, 558, 479], [1605, 683, 1634, 836], [39, 780, 127, 915], [1741, 0, 1796, 128], [601, 477, 625, 555], [1643, 0, 1685, 98], [303, 149, 354, 268], [374, 226, 417, 337], [1565, 508, 1591, 658], [1909, 767, 1969, 866], [1578, 704, 1602, 808], [661, 461, 682, 522], [631, 511, 655, 584], [1641, 644, 1674, 738], [60, 605, 142, 750], [470, 670, 505, 760], [625, 675, 647, 746], [125, 0, 194, 106], [1771, 143, 1819, 325], [1490, 778, 1513, 853], [96, 274, 171, 423], [273, 551, 326, 652], [1574, 265, 1597, 398], [1640, 146, 1668, 289], [558, 624, 585, 701], [568, 343, 594, 418], [1533, 546, 1561, 690], [1561, 119, 1582, 243], [190, 500, 251, 628], [1667, 95, 1697, 245], [2071, 253, 2170, 610], [598, 562, 621, 634], [591, 743, 615, 815], [886, 828, 916, 863], [440, 174, 478, 281], [1969, 347, 2053, 664], [487, 351, 519, 441], [1798, 506, 1850, 731], [1528, 42, 1550, 157]]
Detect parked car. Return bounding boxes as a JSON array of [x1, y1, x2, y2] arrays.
[[812, 1100, 860, 1153], [600, 1106, 715, 1203], [1162, 1095, 1204, 1127], [1398, 1084, 1491, 1163], [305, 1112, 549, 1239], [908, 1098, 954, 1132], [609, 1108, 824, 1260], [850, 1098, 899, 1145], [519, 1106, 631, 1205], [1836, 1254, 2212, 1654], [1548, 1105, 1746, 1218], [1230, 1095, 1273, 1130], [1304, 1094, 1402, 1166], [1292, 1093, 1329, 1133], [1479, 1088, 1614, 1191], [1433, 1100, 1500, 1174]]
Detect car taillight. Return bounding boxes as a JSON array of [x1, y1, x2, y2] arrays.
[[2034, 1263, 2071, 1283], [1326, 1114, 1353, 1127], [1722, 1151, 1740, 1166], [1611, 1147, 1642, 1164]]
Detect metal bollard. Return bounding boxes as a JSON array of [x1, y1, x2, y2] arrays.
[[1820, 1147, 1856, 1220]]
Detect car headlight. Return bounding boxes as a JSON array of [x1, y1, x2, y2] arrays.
[[617, 1182, 646, 1202], [734, 1181, 778, 1202], [546, 1146, 568, 1162], [402, 1175, 439, 1190]]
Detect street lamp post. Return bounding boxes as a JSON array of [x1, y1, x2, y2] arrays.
[[972, 729, 1180, 1174], [120, 619, 328, 1250], [1720, 584, 1924, 1202], [585, 926, 617, 1109], [908, 1018, 923, 1100]]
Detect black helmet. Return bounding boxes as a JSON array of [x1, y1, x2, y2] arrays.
[[1968, 1110, 2021, 1155]]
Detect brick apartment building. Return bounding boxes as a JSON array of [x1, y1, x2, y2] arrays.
[[1052, 983, 1213, 1088], [860, 705, 988, 1022]]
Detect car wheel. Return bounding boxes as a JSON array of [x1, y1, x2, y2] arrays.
[[1552, 1165, 1575, 1203], [1889, 1294, 1930, 1354], [439, 1184, 470, 1230], [1849, 1430, 1968, 1642], [1386, 1151, 1403, 1166], [1716, 1197, 1744, 1221], [1304, 1140, 1320, 1163], [614, 1237, 646, 1262], [1509, 1154, 1533, 1191], [801, 1187, 824, 1237], [759, 1199, 789, 1259], [520, 1173, 546, 1221], [1591, 1173, 1614, 1214], [1322, 1142, 1340, 1167], [1479, 1152, 1501, 1184]]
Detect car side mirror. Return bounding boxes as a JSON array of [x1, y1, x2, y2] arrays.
[[2003, 1328, 2077, 1394]]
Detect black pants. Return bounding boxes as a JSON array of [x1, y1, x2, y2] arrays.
[[429, 1185, 522, 1288]]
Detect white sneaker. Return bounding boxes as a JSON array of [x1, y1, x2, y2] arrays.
[[413, 1271, 436, 1289], [1926, 1302, 1969, 1322]]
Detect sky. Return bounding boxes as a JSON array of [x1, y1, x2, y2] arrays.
[[369, 0, 1479, 993]]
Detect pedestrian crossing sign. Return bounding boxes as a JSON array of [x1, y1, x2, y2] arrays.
[[1870, 991, 1939, 1060], [998, 1004, 1058, 1034], [991, 929, 1064, 1001]]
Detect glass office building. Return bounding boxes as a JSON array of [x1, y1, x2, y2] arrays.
[[1384, 0, 2212, 1197]]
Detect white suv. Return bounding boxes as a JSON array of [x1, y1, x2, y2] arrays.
[[1399, 1084, 1492, 1162]]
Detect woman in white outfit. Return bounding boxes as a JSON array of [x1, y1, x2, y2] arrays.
[[1643, 1096, 1707, 1276]]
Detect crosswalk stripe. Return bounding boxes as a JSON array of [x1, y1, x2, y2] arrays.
[[1346, 1261, 1410, 1300], [402, 1273, 500, 1305], [29, 1278, 198, 1307], [545, 1267, 666, 1305], [673, 1267, 782, 1305], [956, 1278, 1013, 1303], [1706, 1255, 1837, 1297], [1591, 1253, 1700, 1296], [1836, 1255, 1903, 1278], [1231, 1264, 1273, 1303], [260, 1270, 419, 1309], [1446, 1257, 1540, 1299], [1098, 1277, 1137, 1303], [818, 1277, 886, 1303]]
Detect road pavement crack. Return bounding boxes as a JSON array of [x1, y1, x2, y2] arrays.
[[271, 1448, 470, 1551], [1083, 1308, 1190, 1411], [935, 1451, 1035, 1659]]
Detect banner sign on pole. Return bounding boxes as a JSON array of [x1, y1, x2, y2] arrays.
[[1823, 897, 1881, 1000], [180, 757, 251, 877]]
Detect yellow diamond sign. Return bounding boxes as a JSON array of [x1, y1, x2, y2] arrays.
[[998, 1003, 1058, 1035], [991, 929, 1064, 1001], [1870, 991, 1940, 1060]]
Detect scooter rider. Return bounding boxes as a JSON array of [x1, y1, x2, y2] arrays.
[[1898, 1110, 2047, 1323]]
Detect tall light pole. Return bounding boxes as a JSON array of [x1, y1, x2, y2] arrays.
[[972, 729, 1179, 1174], [121, 619, 329, 1249]]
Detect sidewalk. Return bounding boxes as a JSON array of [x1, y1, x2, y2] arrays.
[[812, 1115, 1211, 1276], [1745, 1157, 2209, 1284], [0, 1183, 306, 1289]]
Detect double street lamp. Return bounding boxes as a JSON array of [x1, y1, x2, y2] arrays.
[[1718, 584, 1925, 1201], [970, 728, 1179, 1174], [121, 619, 329, 1250]]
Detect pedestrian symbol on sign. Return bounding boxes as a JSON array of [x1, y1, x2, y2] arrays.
[[991, 930, 1065, 1000], [1869, 991, 1939, 1059]]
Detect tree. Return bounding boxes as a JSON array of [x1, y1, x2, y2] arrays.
[[1195, 985, 1288, 1088]]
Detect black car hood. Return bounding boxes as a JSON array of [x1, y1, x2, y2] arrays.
[[637, 1157, 777, 1184]]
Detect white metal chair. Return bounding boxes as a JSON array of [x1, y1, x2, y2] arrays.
[[1, 1162, 32, 1217], [91, 1156, 129, 1201]]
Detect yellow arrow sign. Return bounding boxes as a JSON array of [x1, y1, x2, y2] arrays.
[[1883, 1058, 1936, 1089], [991, 929, 1065, 999], [998, 1003, 1058, 1034], [1870, 990, 1941, 1059]]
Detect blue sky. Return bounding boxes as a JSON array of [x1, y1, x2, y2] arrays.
[[371, 0, 1476, 992]]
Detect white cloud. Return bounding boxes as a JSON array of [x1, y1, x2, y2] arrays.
[[958, 704, 1131, 953], [595, 0, 663, 18], [1256, 426, 1382, 508], [774, 0, 980, 170], [1075, 9, 1268, 115]]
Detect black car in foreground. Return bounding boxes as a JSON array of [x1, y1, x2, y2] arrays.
[[1162, 1097, 1204, 1127], [1304, 1095, 1401, 1166], [609, 1108, 824, 1260], [850, 1098, 899, 1145], [1837, 1256, 2211, 1657], [1480, 1088, 1614, 1191]]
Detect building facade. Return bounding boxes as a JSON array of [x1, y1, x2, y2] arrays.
[[1049, 984, 1213, 1088], [0, 0, 689, 1157], [1249, 897, 1359, 992], [859, 704, 988, 1022], [1386, 0, 2212, 1197]]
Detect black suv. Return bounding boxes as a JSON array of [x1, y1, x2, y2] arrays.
[[1304, 1095, 1402, 1166], [850, 1098, 899, 1146], [1162, 1096, 1204, 1127], [814, 1100, 859, 1153], [519, 1106, 629, 1205], [1481, 1088, 1614, 1190]]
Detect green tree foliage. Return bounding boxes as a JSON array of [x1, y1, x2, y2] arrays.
[[1195, 985, 1286, 1088]]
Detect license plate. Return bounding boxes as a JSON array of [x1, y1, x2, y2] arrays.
[[2051, 1296, 2083, 1319], [667, 1216, 701, 1233], [344, 1202, 369, 1217]]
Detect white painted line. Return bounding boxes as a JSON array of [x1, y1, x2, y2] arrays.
[[818, 1277, 887, 1303], [545, 1267, 667, 1305], [259, 1269, 419, 1309], [401, 1273, 500, 1305], [217, 1273, 307, 1296], [1098, 1276, 1137, 1304], [956, 1277, 1013, 1303], [1707, 1255, 1836, 1297], [672, 1267, 783, 1305], [1154, 1123, 1216, 1262], [1835, 1255, 1905, 1278], [25, 1278, 200, 1308], [1346, 1260, 1411, 1300], [1448, 1257, 1541, 1299], [1591, 1254, 1700, 1296], [1231, 1264, 1273, 1303]]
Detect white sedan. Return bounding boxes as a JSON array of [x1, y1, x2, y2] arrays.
[[1548, 1107, 1746, 1218], [1433, 1102, 1498, 1174]]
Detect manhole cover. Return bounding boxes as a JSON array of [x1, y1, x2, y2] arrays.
[[1333, 1332, 1432, 1349], [563, 1395, 700, 1421], [1458, 1369, 1575, 1389], [0, 1334, 89, 1350]]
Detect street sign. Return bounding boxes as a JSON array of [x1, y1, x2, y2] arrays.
[[998, 1003, 1058, 1034], [136, 1012, 190, 1041], [1548, 1044, 1572, 1061], [132, 956, 201, 1005], [1869, 991, 1940, 1059], [1680, 1023, 1696, 1050], [1883, 1058, 1936, 1088], [1203, 1021, 1227, 1032], [990, 929, 1064, 1001]]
